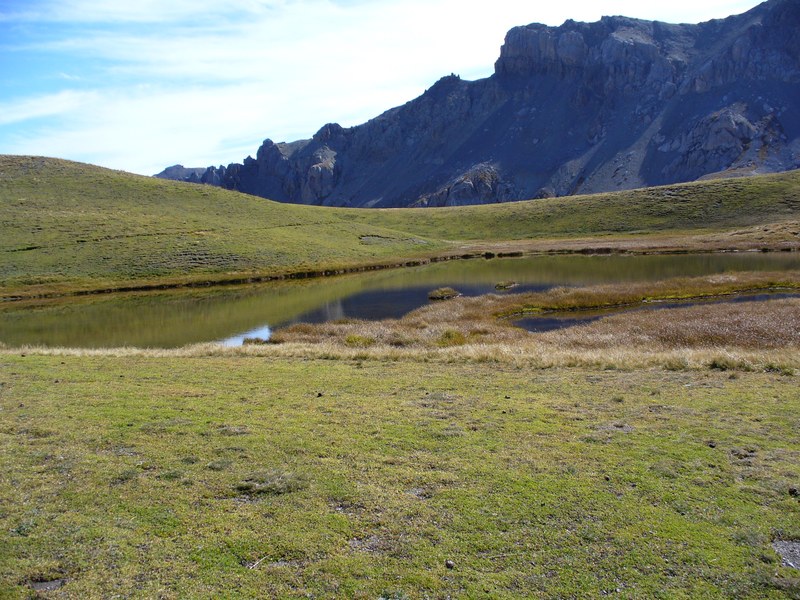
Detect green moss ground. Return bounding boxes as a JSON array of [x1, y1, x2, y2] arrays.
[[1, 354, 799, 598]]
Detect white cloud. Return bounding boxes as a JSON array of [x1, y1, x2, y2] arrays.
[[1, 0, 762, 26], [0, 90, 99, 126], [2, 80, 425, 175]]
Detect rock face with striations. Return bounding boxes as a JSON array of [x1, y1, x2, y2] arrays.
[[158, 0, 800, 207]]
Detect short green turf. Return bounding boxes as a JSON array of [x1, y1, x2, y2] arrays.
[[1, 355, 798, 598]]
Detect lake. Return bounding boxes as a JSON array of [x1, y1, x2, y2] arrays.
[[1, 252, 798, 348]]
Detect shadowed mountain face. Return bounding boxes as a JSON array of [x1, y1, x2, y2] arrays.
[[156, 0, 800, 207]]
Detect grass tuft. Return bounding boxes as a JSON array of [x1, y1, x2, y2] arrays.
[[344, 334, 375, 348], [235, 470, 309, 496], [437, 330, 467, 347], [764, 363, 796, 376], [205, 459, 233, 472]]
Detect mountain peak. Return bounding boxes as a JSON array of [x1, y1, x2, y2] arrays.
[[160, 1, 800, 207]]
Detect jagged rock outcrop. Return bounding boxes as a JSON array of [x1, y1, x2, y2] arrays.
[[158, 0, 800, 207], [413, 164, 516, 207]]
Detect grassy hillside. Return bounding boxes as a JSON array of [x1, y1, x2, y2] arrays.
[[351, 171, 800, 240], [1, 155, 799, 297], [0, 157, 449, 297]]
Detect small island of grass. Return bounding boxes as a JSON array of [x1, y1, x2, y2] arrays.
[[427, 286, 460, 300]]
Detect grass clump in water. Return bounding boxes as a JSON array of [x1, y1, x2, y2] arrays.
[[428, 287, 460, 301]]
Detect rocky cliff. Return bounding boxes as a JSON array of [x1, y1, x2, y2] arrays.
[[156, 0, 800, 207]]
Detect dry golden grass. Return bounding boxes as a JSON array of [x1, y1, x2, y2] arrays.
[[7, 340, 799, 373], [541, 298, 800, 350], [484, 270, 800, 315], [267, 312, 525, 349], [455, 219, 800, 256]]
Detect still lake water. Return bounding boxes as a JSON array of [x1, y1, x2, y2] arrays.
[[1, 252, 798, 348]]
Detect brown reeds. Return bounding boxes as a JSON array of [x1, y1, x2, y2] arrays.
[[540, 298, 800, 350]]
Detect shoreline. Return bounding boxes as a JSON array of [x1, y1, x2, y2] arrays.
[[3, 234, 798, 303]]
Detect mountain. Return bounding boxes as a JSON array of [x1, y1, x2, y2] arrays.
[[155, 165, 207, 182], [156, 0, 800, 207]]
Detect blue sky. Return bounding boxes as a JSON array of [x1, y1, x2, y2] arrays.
[[1, 0, 761, 175]]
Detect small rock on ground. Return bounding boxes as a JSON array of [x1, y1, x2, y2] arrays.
[[773, 541, 800, 570]]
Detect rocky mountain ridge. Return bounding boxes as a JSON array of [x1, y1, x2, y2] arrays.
[[156, 0, 800, 207]]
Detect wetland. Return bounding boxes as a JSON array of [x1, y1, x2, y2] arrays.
[[2, 252, 800, 348]]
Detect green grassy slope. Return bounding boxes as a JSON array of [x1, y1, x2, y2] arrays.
[[0, 157, 447, 295], [1, 155, 799, 296], [349, 171, 800, 240]]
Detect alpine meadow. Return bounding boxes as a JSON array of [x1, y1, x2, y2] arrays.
[[2, 0, 800, 597]]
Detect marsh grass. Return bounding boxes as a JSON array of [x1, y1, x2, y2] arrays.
[[264, 272, 800, 363], [539, 298, 800, 351], [10, 343, 798, 372], [491, 271, 800, 316]]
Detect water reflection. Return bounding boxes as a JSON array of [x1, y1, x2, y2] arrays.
[[1, 252, 798, 348], [222, 325, 272, 347]]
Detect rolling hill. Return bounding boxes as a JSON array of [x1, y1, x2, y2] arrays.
[[2, 155, 799, 298]]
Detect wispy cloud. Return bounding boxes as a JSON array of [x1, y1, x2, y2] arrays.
[[0, 90, 99, 126]]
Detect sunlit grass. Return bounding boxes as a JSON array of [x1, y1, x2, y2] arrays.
[[1, 354, 798, 597], [1, 156, 799, 299], [2, 156, 800, 597]]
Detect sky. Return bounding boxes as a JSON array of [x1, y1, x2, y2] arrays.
[[0, 0, 762, 176]]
